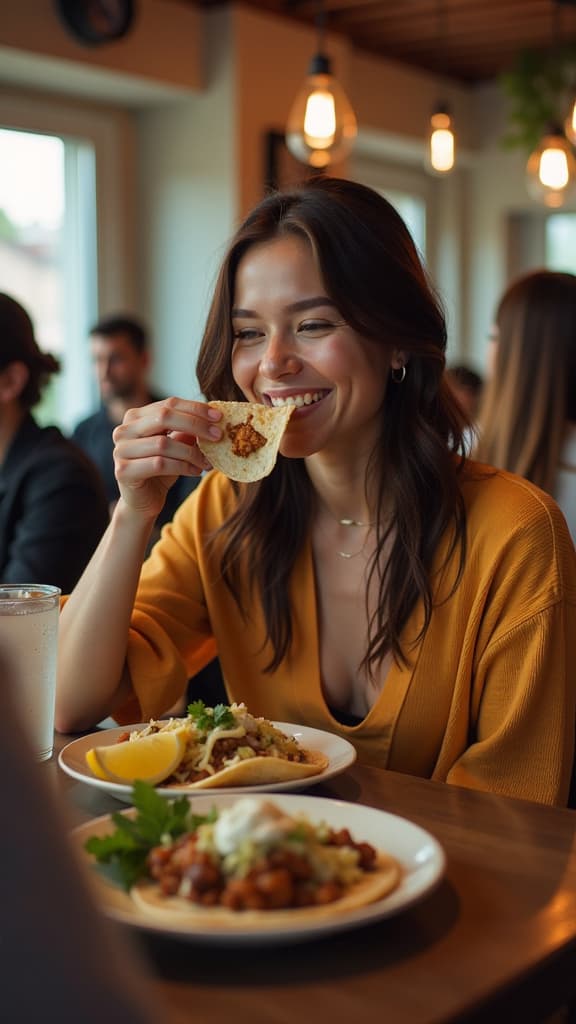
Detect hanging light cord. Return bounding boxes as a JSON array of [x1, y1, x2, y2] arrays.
[[315, 0, 326, 56], [436, 0, 445, 56]]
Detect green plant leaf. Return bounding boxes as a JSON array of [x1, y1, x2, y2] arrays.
[[499, 44, 576, 153], [84, 781, 217, 890]]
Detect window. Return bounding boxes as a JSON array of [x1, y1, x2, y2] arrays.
[[0, 90, 135, 435], [0, 126, 98, 431], [545, 214, 576, 273], [350, 152, 431, 262], [380, 189, 427, 257]]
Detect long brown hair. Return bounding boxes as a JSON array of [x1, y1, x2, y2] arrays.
[[476, 270, 576, 494], [196, 177, 467, 674]]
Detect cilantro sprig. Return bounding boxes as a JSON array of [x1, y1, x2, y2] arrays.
[[84, 780, 216, 890], [187, 699, 236, 733]]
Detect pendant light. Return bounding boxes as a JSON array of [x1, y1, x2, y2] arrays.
[[526, 124, 576, 207], [525, 4, 576, 207], [425, 2, 456, 175], [285, 5, 357, 169], [427, 105, 456, 174]]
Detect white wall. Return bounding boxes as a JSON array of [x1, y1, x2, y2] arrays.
[[135, 10, 237, 398]]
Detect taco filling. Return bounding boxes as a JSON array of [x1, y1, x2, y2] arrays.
[[116, 702, 329, 788], [132, 797, 401, 921]]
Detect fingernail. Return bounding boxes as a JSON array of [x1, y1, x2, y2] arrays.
[[207, 408, 221, 421], [209, 426, 222, 439]]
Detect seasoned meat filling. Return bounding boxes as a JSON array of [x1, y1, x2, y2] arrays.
[[146, 825, 378, 911], [226, 414, 267, 458]]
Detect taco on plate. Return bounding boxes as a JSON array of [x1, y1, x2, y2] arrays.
[[131, 796, 402, 925], [115, 702, 329, 788]]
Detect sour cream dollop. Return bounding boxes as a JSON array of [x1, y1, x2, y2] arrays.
[[213, 797, 294, 856]]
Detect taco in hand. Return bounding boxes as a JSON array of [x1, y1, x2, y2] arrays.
[[131, 796, 402, 927], [197, 401, 294, 482], [110, 702, 329, 788]]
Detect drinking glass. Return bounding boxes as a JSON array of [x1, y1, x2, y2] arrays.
[[0, 584, 61, 761]]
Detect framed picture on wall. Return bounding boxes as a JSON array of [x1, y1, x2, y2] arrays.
[[263, 130, 315, 193]]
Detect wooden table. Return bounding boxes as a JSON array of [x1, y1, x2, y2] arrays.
[[51, 731, 576, 1024]]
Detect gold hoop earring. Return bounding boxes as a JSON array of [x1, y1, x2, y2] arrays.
[[391, 365, 406, 384]]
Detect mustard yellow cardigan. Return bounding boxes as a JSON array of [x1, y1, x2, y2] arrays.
[[119, 462, 576, 805]]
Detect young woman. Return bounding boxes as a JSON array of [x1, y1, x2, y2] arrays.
[[476, 269, 576, 543], [56, 178, 576, 806]]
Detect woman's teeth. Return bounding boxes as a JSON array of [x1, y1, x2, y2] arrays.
[[270, 392, 323, 408]]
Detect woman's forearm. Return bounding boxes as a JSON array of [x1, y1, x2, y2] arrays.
[[56, 397, 219, 732], [55, 501, 156, 732]]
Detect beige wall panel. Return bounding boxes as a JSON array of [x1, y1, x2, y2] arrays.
[[0, 0, 203, 91]]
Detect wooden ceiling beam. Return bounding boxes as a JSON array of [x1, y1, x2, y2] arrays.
[[193, 0, 576, 83]]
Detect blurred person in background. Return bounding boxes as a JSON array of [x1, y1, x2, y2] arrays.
[[445, 364, 484, 424], [475, 270, 576, 543], [0, 293, 108, 591], [445, 363, 484, 454], [72, 314, 200, 541]]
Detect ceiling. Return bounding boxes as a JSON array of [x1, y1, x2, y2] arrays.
[[197, 0, 576, 84]]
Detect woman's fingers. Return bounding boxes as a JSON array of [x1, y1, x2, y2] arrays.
[[111, 399, 217, 515], [114, 431, 211, 477], [120, 397, 222, 443], [115, 454, 191, 487]]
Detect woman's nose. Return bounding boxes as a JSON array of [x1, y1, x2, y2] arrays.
[[259, 331, 301, 378]]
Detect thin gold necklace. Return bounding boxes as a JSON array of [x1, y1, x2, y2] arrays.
[[335, 517, 375, 559], [317, 500, 375, 558], [338, 517, 375, 527]]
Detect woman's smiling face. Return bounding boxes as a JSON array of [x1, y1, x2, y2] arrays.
[[231, 233, 394, 460]]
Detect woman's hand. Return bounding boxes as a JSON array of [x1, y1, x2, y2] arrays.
[[112, 397, 222, 518]]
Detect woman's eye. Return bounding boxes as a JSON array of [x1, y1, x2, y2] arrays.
[[297, 320, 339, 338], [232, 327, 263, 345]]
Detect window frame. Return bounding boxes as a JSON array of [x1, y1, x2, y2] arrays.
[[0, 88, 136, 428]]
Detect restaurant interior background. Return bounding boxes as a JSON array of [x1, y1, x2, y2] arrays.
[[1, 0, 576, 431]]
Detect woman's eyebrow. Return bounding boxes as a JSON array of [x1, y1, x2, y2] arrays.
[[232, 297, 338, 318]]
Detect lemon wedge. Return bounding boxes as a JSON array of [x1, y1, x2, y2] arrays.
[[85, 730, 187, 785]]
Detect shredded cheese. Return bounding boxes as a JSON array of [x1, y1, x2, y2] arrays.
[[197, 725, 246, 773]]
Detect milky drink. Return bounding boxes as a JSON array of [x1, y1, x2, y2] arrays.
[[0, 586, 60, 761]]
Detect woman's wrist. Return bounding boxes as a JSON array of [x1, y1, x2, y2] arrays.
[[113, 496, 159, 527]]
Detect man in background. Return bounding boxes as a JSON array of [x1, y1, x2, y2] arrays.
[[72, 314, 200, 537]]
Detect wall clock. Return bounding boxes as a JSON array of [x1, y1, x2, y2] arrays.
[[56, 0, 136, 46]]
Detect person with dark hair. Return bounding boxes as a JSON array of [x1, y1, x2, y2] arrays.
[[475, 270, 576, 543], [72, 313, 199, 536], [0, 293, 108, 591], [445, 363, 484, 424], [56, 178, 576, 806]]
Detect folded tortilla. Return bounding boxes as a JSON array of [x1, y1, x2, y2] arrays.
[[167, 748, 329, 790], [198, 401, 294, 482], [131, 852, 401, 928]]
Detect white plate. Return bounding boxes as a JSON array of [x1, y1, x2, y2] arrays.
[[58, 722, 357, 802], [72, 792, 446, 945]]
